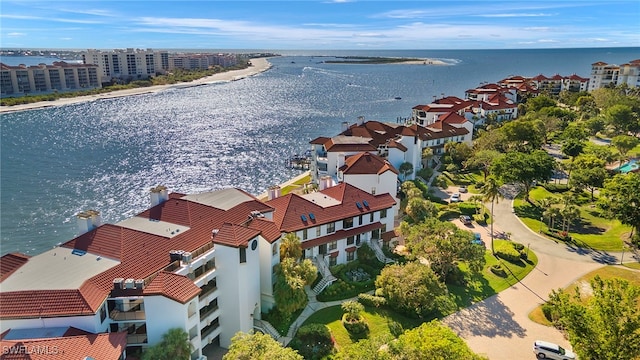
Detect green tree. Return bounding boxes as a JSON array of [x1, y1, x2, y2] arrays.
[[446, 142, 473, 166], [526, 95, 557, 112], [606, 104, 637, 135], [598, 173, 640, 241], [500, 119, 545, 152], [375, 261, 448, 318], [400, 218, 486, 280], [280, 232, 303, 260], [464, 149, 501, 180], [584, 143, 616, 165], [480, 176, 502, 255], [333, 335, 392, 360], [571, 154, 608, 200], [545, 276, 640, 360], [273, 257, 317, 315], [404, 197, 437, 223], [611, 135, 640, 162], [224, 332, 303, 360], [142, 328, 192, 360], [387, 321, 487, 360], [342, 300, 364, 322], [399, 162, 414, 181], [491, 150, 555, 201]]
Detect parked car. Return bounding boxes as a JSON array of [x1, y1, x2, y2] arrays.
[[459, 215, 472, 225], [472, 232, 484, 245], [450, 193, 461, 202], [533, 340, 576, 360], [458, 185, 468, 193]]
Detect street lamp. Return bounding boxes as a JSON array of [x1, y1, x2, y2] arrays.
[[539, 216, 544, 233]]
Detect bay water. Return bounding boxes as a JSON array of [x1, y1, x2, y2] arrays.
[[1, 47, 638, 255]]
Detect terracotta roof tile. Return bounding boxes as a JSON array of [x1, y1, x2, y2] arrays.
[[1, 253, 30, 282], [213, 223, 261, 248], [266, 183, 396, 233], [143, 271, 200, 303], [301, 222, 383, 250], [340, 152, 399, 175], [0, 332, 126, 360]]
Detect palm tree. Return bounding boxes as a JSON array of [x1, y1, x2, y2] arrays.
[[561, 205, 581, 233], [481, 176, 502, 255], [280, 232, 302, 260]]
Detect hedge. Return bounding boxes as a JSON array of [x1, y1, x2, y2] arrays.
[[357, 293, 387, 308], [494, 242, 521, 263]]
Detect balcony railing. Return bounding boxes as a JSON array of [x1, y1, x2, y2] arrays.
[[110, 309, 145, 321], [127, 334, 148, 344]]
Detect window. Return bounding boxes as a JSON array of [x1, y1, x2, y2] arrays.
[[316, 226, 321, 237], [329, 241, 337, 251], [347, 251, 355, 261], [380, 209, 387, 219], [381, 224, 387, 233], [347, 236, 354, 245], [370, 213, 374, 222], [240, 247, 246, 263], [100, 304, 107, 323], [343, 218, 353, 229], [329, 256, 337, 266], [356, 234, 361, 246], [272, 243, 278, 256], [327, 222, 335, 233], [302, 228, 308, 240], [358, 215, 363, 226]]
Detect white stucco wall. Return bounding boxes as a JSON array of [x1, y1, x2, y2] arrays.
[[215, 239, 261, 348], [144, 295, 191, 346]]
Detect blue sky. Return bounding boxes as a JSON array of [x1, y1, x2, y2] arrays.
[[1, 1, 639, 50]]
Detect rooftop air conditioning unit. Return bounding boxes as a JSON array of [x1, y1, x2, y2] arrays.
[[135, 279, 145, 289], [182, 252, 192, 264], [124, 278, 135, 289], [113, 278, 125, 290]]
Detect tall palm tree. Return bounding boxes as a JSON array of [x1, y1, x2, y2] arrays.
[[481, 176, 502, 255], [280, 232, 302, 260]]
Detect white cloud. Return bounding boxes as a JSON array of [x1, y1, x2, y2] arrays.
[[7, 32, 26, 37], [479, 13, 555, 18]]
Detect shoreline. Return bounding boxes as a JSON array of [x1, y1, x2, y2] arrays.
[[0, 57, 273, 114]]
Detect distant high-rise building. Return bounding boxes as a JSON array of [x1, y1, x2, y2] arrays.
[[1, 61, 101, 97], [589, 59, 640, 91], [82, 48, 169, 81]]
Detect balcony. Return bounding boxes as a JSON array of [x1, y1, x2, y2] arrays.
[[127, 333, 148, 344], [110, 309, 146, 321], [200, 319, 220, 339]]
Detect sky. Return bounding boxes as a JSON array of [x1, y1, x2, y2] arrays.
[[1, 1, 639, 50]]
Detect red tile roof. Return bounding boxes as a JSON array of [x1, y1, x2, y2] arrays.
[[1, 188, 281, 319], [340, 152, 399, 175], [0, 332, 126, 360], [212, 223, 261, 248], [143, 271, 200, 303], [0, 253, 30, 282], [266, 182, 395, 233]]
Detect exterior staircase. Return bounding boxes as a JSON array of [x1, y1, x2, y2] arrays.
[[368, 238, 395, 264], [312, 255, 337, 294], [253, 318, 282, 341]]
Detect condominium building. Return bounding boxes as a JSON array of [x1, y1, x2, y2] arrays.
[[168, 53, 239, 70], [1, 179, 396, 358], [0, 62, 101, 97], [588, 59, 640, 91], [82, 49, 169, 81]]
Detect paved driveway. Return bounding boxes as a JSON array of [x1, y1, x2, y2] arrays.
[[437, 184, 633, 359]]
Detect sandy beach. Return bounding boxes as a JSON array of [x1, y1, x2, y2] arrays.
[[0, 57, 272, 114]]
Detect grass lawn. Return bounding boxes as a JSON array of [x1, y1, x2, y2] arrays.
[[529, 265, 640, 325], [448, 240, 539, 308], [280, 174, 312, 196], [623, 262, 640, 270], [300, 305, 423, 350], [513, 186, 628, 251]]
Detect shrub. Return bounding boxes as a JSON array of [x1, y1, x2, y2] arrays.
[[458, 202, 479, 215], [342, 313, 369, 334], [513, 243, 525, 251], [417, 167, 434, 180], [388, 320, 404, 337], [543, 183, 571, 193], [490, 264, 507, 277], [494, 242, 521, 263], [357, 293, 387, 308], [290, 324, 334, 360], [473, 213, 487, 225], [356, 243, 377, 264]]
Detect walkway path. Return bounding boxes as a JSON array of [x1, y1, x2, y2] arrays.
[[442, 183, 638, 359]]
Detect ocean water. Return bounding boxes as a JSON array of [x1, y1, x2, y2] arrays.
[[1, 47, 638, 255]]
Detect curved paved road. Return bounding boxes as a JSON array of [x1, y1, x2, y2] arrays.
[[442, 185, 638, 360]]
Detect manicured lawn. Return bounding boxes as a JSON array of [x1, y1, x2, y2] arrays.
[[281, 174, 312, 196], [623, 262, 640, 270], [529, 265, 640, 325], [448, 240, 538, 308], [300, 305, 423, 350], [514, 186, 628, 251]]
